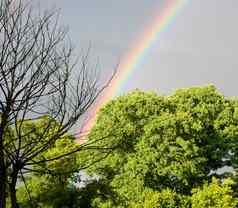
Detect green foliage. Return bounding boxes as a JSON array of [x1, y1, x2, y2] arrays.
[[191, 177, 238, 208], [79, 85, 238, 207], [15, 86, 238, 207], [131, 189, 190, 208], [14, 119, 81, 207], [131, 178, 238, 208], [76, 179, 117, 208], [16, 175, 79, 208], [33, 136, 79, 175]]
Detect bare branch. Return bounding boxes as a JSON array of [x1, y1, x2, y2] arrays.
[[0, 1, 116, 207]]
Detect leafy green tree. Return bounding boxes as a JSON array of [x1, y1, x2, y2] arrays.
[[16, 134, 81, 208], [80, 85, 238, 207], [130, 189, 190, 208], [131, 178, 238, 208], [191, 177, 238, 208]]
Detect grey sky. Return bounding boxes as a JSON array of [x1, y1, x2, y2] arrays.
[[41, 0, 238, 97]]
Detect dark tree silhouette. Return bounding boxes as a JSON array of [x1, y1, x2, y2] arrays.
[[0, 0, 113, 207]]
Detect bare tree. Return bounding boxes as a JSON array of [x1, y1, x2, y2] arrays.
[[0, 0, 113, 207]]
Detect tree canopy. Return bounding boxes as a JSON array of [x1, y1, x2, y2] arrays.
[[79, 85, 238, 207]]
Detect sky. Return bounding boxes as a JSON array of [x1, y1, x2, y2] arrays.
[[40, 0, 238, 97]]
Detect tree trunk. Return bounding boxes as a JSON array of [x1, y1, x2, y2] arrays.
[[0, 125, 6, 208], [0, 168, 6, 208], [10, 170, 19, 208]]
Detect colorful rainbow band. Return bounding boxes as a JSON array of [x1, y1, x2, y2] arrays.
[[80, 0, 189, 141]]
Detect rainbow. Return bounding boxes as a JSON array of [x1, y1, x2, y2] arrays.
[[80, 0, 189, 141]]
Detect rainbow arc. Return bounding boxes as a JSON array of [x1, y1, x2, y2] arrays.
[[80, 0, 189, 141]]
